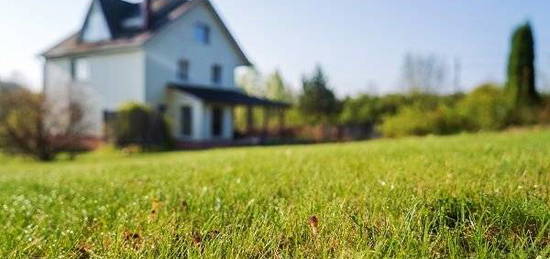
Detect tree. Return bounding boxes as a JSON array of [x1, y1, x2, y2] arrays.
[[237, 67, 264, 96], [506, 22, 539, 106], [298, 66, 339, 124], [265, 70, 293, 103], [0, 88, 91, 161], [401, 53, 447, 93], [339, 95, 380, 126]]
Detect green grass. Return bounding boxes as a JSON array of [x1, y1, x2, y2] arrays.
[[1, 130, 550, 258]]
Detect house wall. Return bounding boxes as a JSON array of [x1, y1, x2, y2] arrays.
[[202, 104, 234, 140], [166, 89, 233, 141], [143, 2, 245, 107], [166, 89, 204, 141], [144, 2, 246, 141], [44, 50, 145, 135], [43, 1, 247, 141]]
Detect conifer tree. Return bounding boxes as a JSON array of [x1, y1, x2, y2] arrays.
[[506, 22, 539, 106]]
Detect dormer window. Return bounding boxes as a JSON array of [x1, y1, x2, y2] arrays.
[[194, 23, 210, 45], [178, 59, 189, 81]]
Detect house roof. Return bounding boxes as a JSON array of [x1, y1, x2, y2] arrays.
[[168, 84, 290, 108], [42, 0, 251, 65], [94, 0, 143, 39]]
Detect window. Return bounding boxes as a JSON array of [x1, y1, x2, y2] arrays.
[[177, 59, 189, 81], [71, 58, 90, 81], [211, 64, 222, 85], [194, 23, 210, 44], [212, 107, 223, 137], [181, 106, 193, 136]]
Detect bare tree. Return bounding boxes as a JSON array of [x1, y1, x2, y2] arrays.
[[0, 86, 92, 161], [401, 53, 448, 94], [236, 67, 265, 97]]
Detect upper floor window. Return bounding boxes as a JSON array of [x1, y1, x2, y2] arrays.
[[71, 58, 90, 81], [178, 59, 189, 81], [211, 64, 222, 85], [194, 23, 210, 45]]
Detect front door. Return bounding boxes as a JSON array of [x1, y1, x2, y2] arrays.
[[212, 107, 223, 137]]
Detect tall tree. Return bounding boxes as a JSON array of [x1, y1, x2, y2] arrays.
[[265, 70, 293, 102], [298, 66, 339, 124], [506, 22, 539, 106]]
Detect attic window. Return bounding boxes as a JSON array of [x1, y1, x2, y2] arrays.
[[194, 23, 210, 45]]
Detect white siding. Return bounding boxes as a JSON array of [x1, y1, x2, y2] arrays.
[[166, 90, 233, 141], [44, 50, 145, 136], [166, 90, 205, 141], [144, 2, 244, 106], [81, 0, 111, 43], [202, 104, 233, 140], [44, 58, 72, 101], [84, 50, 145, 111]]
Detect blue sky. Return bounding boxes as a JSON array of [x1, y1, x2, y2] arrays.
[[1, 0, 549, 95]]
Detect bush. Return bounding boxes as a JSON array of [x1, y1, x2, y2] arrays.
[[378, 105, 453, 138], [339, 95, 380, 126], [0, 88, 92, 161], [456, 84, 512, 131], [111, 102, 173, 150]]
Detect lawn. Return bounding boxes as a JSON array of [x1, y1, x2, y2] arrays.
[[1, 130, 550, 258]]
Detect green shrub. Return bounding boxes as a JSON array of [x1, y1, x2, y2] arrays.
[[377, 92, 466, 138], [111, 102, 173, 150], [378, 105, 454, 137], [456, 84, 512, 131]]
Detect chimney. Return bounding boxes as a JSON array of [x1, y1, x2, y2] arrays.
[[142, 0, 153, 30]]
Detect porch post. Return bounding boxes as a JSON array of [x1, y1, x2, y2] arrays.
[[246, 105, 254, 134], [278, 108, 286, 137], [262, 107, 269, 140]]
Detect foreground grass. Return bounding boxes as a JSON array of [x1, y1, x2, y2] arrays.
[[1, 130, 550, 258]]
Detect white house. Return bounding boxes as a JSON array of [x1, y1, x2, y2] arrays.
[[42, 0, 286, 142]]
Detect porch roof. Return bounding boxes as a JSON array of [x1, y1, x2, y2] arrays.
[[167, 84, 290, 108]]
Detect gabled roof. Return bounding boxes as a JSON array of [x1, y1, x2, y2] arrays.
[[168, 83, 290, 108], [91, 0, 142, 39], [42, 0, 251, 65]]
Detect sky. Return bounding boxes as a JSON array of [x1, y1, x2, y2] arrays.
[[1, 0, 550, 96]]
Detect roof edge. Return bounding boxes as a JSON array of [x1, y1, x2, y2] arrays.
[[202, 0, 253, 66], [168, 83, 290, 107]]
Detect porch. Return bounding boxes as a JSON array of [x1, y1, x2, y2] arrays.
[[167, 84, 290, 144]]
